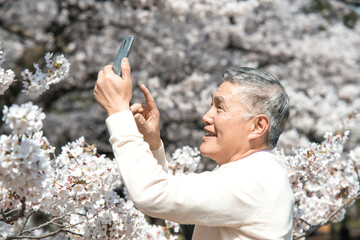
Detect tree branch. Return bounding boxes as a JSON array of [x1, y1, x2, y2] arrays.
[[21, 213, 72, 235], [0, 196, 26, 224], [6, 229, 82, 240], [0, 208, 18, 220], [7, 211, 99, 240], [19, 210, 35, 234], [6, 212, 87, 240], [294, 191, 360, 239]]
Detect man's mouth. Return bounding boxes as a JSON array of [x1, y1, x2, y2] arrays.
[[205, 131, 216, 137]]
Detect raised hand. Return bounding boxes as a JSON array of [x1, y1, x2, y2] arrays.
[[94, 58, 132, 116], [130, 84, 161, 150]]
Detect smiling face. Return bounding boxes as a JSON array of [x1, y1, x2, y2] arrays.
[[199, 81, 255, 165]]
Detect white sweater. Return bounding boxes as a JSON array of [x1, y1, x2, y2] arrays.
[[106, 110, 295, 240]]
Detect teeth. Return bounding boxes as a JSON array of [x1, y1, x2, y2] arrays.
[[205, 132, 216, 137]]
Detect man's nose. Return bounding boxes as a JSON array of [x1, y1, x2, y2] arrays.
[[202, 108, 214, 125]]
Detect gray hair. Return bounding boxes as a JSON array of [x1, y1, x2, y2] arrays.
[[221, 67, 290, 149]]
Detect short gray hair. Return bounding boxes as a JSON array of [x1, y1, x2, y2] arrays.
[[221, 67, 290, 149]]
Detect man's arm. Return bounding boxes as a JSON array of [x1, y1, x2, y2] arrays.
[[94, 58, 166, 168], [105, 110, 263, 226]]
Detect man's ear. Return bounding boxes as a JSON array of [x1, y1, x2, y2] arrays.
[[248, 114, 270, 141]]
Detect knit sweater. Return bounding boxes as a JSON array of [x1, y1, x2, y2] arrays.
[[106, 110, 295, 240]]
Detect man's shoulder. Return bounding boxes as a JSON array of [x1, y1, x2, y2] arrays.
[[226, 150, 285, 168], [253, 150, 286, 165], [219, 150, 289, 183]]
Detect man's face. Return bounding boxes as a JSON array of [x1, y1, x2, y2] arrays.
[[199, 81, 253, 165]]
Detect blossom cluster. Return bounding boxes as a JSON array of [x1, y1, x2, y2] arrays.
[[39, 137, 119, 215], [275, 131, 360, 236], [21, 52, 70, 98], [162, 0, 261, 16], [69, 200, 178, 240], [0, 45, 5, 65], [168, 145, 201, 175], [0, 45, 15, 95], [37, 137, 176, 239], [0, 110, 179, 239], [0, 46, 70, 98], [2, 102, 46, 136], [0, 103, 54, 213]]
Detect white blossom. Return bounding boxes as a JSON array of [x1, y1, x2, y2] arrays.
[[0, 68, 15, 95], [0, 45, 15, 95], [275, 131, 360, 236], [169, 145, 201, 175], [2, 102, 45, 136], [0, 132, 54, 212], [21, 53, 70, 98]]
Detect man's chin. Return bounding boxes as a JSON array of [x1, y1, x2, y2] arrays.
[[199, 143, 212, 158], [199, 143, 206, 155]]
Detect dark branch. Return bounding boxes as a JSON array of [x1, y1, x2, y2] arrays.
[[294, 191, 360, 239], [20, 210, 35, 234], [0, 196, 26, 224], [6, 229, 83, 240]]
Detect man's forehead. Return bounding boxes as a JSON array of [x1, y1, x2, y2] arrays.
[[211, 94, 224, 101], [212, 85, 240, 100]]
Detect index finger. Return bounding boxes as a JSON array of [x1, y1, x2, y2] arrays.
[[103, 65, 119, 79], [140, 84, 156, 107]]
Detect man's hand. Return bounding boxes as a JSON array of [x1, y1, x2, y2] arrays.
[[94, 58, 132, 116], [130, 84, 161, 150]]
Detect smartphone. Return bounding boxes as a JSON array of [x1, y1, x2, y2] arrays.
[[113, 35, 135, 77]]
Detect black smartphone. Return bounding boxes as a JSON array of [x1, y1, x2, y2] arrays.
[[113, 35, 135, 77]]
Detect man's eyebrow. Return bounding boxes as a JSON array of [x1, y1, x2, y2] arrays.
[[213, 96, 224, 103]]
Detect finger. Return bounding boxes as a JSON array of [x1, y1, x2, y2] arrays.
[[130, 103, 146, 114], [121, 58, 131, 81], [140, 84, 157, 108], [103, 65, 116, 77], [102, 65, 123, 83], [134, 113, 147, 128], [97, 69, 104, 81], [93, 82, 99, 100], [94, 70, 104, 97]]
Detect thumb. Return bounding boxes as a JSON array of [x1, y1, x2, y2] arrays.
[[121, 57, 131, 81], [130, 103, 145, 115]]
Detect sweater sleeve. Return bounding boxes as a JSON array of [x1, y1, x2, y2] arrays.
[[150, 141, 168, 173], [106, 110, 263, 226], [106, 111, 168, 172]]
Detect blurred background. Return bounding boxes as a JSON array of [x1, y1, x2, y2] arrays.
[[0, 0, 359, 239]]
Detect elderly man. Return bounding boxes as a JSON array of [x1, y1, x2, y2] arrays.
[[94, 58, 294, 240]]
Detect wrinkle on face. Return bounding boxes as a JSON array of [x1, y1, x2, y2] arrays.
[[212, 87, 250, 120]]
